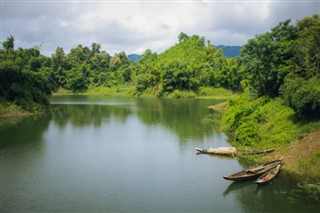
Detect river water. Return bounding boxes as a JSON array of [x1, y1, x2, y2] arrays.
[[0, 96, 318, 212]]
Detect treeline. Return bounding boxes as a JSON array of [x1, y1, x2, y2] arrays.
[[0, 30, 242, 113], [50, 32, 243, 97], [0, 15, 319, 119]]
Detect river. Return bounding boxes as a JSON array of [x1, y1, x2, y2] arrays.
[[0, 96, 318, 212]]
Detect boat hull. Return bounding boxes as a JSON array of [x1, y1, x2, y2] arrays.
[[255, 164, 282, 184], [223, 158, 283, 181], [196, 147, 275, 156]]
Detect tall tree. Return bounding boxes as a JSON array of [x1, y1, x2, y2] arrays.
[[2, 35, 14, 52], [240, 20, 298, 97], [296, 14, 320, 78]]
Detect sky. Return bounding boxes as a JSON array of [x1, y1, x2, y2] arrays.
[[1, 0, 319, 56]]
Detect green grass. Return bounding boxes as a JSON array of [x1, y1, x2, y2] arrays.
[[198, 87, 234, 99], [222, 93, 297, 149], [0, 101, 29, 117]]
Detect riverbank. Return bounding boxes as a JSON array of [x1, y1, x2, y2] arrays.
[[261, 129, 320, 182], [0, 103, 32, 118], [209, 100, 320, 186], [53, 86, 235, 100], [258, 128, 320, 200]]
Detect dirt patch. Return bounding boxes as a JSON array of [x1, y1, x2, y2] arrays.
[[261, 129, 320, 181], [208, 102, 227, 111], [285, 130, 320, 166], [249, 128, 320, 183], [0, 112, 33, 118]]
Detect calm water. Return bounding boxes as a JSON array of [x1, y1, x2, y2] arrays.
[[0, 96, 318, 212]]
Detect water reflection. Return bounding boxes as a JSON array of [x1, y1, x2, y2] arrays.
[[222, 172, 319, 212], [50, 96, 224, 142], [0, 114, 51, 149]]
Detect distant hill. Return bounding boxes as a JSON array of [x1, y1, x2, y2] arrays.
[[128, 54, 142, 62], [215, 45, 241, 58]]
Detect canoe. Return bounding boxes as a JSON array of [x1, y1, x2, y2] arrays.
[[236, 148, 275, 155], [223, 157, 283, 181], [255, 164, 282, 184], [195, 147, 275, 156]]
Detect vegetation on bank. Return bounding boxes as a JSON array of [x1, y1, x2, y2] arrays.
[[221, 15, 320, 148], [219, 15, 320, 193]]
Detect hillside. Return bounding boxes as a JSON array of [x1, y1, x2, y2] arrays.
[[128, 54, 141, 62], [215, 45, 241, 58]]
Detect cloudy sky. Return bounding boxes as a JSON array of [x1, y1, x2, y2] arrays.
[[1, 0, 319, 56]]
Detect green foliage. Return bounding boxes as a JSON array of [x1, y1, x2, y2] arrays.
[[295, 14, 320, 78], [296, 181, 320, 201], [0, 100, 26, 117], [257, 98, 297, 146], [167, 90, 197, 99], [234, 118, 260, 147], [222, 93, 297, 148], [280, 75, 320, 119], [198, 87, 233, 99], [0, 43, 52, 112], [297, 121, 320, 139], [132, 33, 242, 96], [2, 35, 14, 52], [240, 19, 298, 97]]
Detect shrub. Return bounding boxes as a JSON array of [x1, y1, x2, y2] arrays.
[[281, 76, 320, 120], [222, 93, 298, 148], [257, 98, 297, 147], [234, 118, 260, 146], [199, 87, 233, 98]]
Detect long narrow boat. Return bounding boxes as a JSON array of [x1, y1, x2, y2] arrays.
[[195, 147, 275, 156], [255, 163, 282, 184], [223, 157, 283, 181], [236, 148, 275, 155]]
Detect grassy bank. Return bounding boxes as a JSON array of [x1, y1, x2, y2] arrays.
[[0, 102, 32, 118], [219, 91, 320, 198], [53, 85, 235, 100]]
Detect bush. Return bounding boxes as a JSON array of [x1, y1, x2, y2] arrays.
[[167, 90, 197, 98], [257, 98, 297, 147], [222, 93, 297, 148], [234, 118, 260, 146], [281, 76, 320, 120], [222, 92, 265, 132], [199, 87, 233, 98]]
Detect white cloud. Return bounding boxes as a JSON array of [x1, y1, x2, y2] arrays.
[[1, 1, 319, 56]]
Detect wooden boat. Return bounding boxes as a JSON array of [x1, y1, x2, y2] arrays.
[[195, 147, 275, 156], [223, 157, 283, 181], [255, 163, 282, 184], [237, 148, 275, 155]]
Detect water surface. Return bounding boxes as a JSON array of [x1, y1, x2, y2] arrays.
[[1, 96, 318, 212]]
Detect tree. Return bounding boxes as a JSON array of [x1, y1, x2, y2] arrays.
[[280, 75, 320, 119], [2, 35, 14, 52], [296, 14, 320, 78], [178, 32, 189, 43], [240, 20, 298, 97], [109, 52, 130, 72], [91, 42, 101, 55]]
